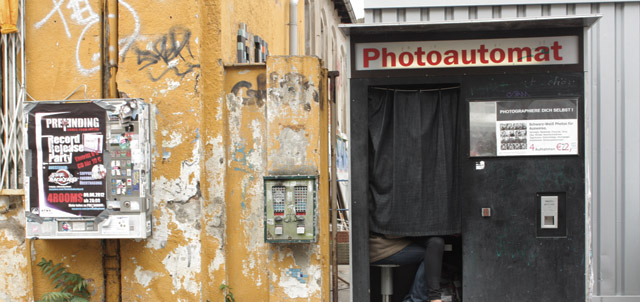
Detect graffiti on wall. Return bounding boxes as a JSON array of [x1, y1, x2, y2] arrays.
[[133, 26, 200, 82], [35, 0, 140, 75], [230, 73, 267, 107]]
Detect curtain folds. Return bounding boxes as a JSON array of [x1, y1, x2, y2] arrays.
[[368, 87, 460, 236]]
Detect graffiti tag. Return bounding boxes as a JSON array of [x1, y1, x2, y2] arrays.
[[134, 26, 200, 82]]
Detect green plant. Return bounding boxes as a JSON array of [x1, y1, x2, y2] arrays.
[[219, 284, 235, 302], [36, 258, 91, 302]]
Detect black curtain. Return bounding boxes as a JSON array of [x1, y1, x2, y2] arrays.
[[368, 87, 460, 236]]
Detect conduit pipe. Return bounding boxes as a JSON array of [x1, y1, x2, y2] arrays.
[[102, 1, 122, 302], [289, 0, 298, 55]]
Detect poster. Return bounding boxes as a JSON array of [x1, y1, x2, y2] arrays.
[[469, 98, 578, 157], [27, 102, 107, 217]]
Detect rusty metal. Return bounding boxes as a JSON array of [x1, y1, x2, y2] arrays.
[[328, 70, 339, 302], [102, 1, 121, 301]]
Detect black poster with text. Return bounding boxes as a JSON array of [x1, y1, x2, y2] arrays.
[[27, 102, 107, 217]]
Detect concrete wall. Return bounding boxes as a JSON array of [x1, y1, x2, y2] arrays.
[[5, 0, 335, 301]]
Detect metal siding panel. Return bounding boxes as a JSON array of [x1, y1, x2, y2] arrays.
[[453, 6, 469, 20], [421, 8, 428, 21], [525, 4, 543, 17], [575, 3, 592, 15], [593, 297, 640, 302], [501, 5, 518, 17], [429, 7, 446, 21], [596, 3, 618, 296], [477, 6, 493, 19], [588, 3, 601, 296], [382, 8, 397, 23], [406, 8, 421, 22], [622, 2, 640, 295], [614, 4, 625, 295], [365, 9, 375, 23], [550, 4, 567, 15], [365, 0, 640, 9], [584, 23, 595, 300]]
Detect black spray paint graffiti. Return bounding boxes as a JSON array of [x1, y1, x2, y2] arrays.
[[134, 26, 200, 82], [231, 73, 267, 107]]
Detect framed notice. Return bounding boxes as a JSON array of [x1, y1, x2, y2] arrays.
[[469, 98, 579, 157]]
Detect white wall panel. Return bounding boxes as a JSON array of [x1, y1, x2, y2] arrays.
[[620, 2, 640, 295], [406, 8, 421, 21], [502, 5, 518, 17], [477, 6, 494, 19], [525, 4, 543, 16]]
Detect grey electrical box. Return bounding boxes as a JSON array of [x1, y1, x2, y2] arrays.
[[264, 175, 316, 243], [23, 99, 153, 239]]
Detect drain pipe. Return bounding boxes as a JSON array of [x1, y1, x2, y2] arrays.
[[102, 0, 122, 301], [289, 0, 298, 55]]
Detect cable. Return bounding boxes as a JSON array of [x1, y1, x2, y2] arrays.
[[63, 84, 88, 100]]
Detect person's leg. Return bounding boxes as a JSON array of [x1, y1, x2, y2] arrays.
[[425, 237, 444, 301], [371, 242, 425, 266], [406, 260, 427, 301], [371, 243, 425, 302]]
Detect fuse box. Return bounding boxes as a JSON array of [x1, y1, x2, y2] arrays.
[[264, 175, 316, 243], [23, 99, 153, 239]]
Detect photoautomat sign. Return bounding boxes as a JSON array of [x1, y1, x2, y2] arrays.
[[355, 36, 579, 70]]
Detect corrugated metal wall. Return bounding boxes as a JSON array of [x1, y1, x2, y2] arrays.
[[362, 2, 640, 300]]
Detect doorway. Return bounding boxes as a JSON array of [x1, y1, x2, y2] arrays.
[[366, 85, 463, 302]]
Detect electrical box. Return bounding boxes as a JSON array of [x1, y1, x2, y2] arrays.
[[264, 175, 316, 243], [23, 99, 153, 239]]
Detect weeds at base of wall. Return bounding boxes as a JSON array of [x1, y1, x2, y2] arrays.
[[213, 284, 235, 302], [36, 258, 91, 302]]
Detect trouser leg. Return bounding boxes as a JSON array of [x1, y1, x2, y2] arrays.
[[425, 236, 444, 300]]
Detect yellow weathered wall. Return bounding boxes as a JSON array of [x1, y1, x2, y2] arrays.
[[222, 65, 269, 300], [200, 1, 228, 301], [25, 1, 105, 300], [16, 0, 327, 301], [116, 0, 203, 301]]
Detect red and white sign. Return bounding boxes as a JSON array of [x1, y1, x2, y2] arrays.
[[355, 36, 579, 71]]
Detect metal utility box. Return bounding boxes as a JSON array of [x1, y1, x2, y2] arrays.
[[264, 175, 316, 243], [23, 99, 153, 239]]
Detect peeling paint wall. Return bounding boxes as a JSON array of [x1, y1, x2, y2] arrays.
[[0, 197, 31, 302], [116, 0, 203, 300], [16, 0, 333, 301], [265, 56, 329, 301], [221, 58, 328, 302]]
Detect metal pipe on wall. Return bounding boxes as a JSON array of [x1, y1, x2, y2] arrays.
[[328, 70, 339, 302], [101, 0, 122, 301]]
